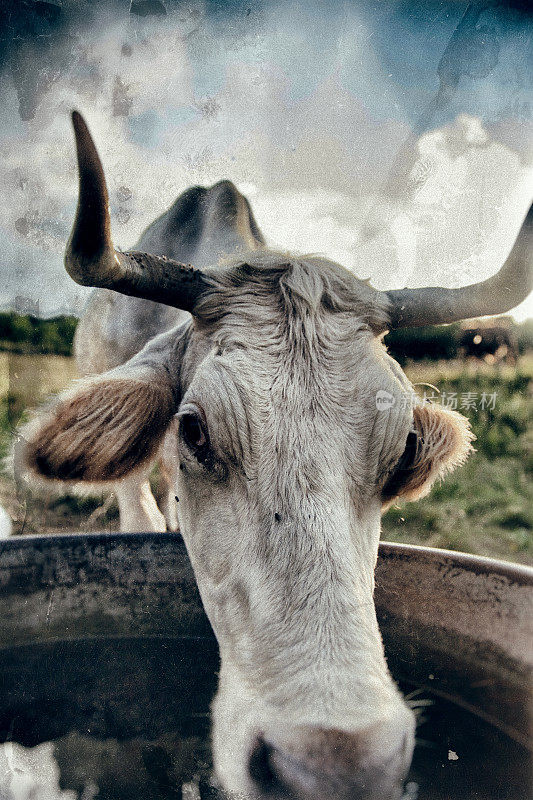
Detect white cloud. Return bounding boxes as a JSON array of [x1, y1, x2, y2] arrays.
[[0, 5, 530, 320]]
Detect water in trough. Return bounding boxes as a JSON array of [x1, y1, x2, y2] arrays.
[[0, 635, 529, 800]]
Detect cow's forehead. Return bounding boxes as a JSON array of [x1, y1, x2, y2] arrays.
[[180, 298, 413, 496], [184, 253, 407, 404], [196, 251, 391, 332]]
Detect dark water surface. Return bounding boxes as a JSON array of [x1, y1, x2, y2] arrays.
[[0, 637, 530, 800]]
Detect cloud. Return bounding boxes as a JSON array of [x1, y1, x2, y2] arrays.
[[0, 2, 531, 319], [353, 114, 532, 321]]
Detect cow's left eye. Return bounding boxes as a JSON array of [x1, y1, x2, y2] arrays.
[[180, 412, 208, 453]]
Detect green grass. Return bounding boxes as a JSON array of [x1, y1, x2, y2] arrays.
[[0, 396, 9, 463], [382, 358, 533, 563]]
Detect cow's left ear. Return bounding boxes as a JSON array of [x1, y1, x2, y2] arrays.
[[20, 370, 176, 483], [382, 403, 474, 506], [16, 325, 185, 485]]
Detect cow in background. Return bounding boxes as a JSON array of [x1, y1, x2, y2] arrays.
[[460, 319, 518, 364]]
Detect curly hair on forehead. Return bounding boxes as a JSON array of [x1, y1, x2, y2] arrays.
[[194, 250, 390, 332]]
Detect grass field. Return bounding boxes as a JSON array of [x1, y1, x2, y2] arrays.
[[0, 353, 531, 565], [381, 357, 533, 565]]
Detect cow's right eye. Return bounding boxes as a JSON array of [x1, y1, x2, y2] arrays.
[[180, 412, 208, 455]]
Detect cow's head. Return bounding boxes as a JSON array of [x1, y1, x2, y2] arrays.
[[22, 113, 532, 799]]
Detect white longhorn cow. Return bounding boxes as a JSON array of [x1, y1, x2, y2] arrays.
[[20, 112, 532, 800]]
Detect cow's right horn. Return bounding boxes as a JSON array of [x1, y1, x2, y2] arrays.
[[65, 111, 212, 313]]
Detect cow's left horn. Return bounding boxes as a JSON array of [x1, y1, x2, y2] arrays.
[[385, 202, 533, 328], [65, 111, 212, 312]]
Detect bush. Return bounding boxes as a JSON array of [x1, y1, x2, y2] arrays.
[[517, 319, 533, 355], [384, 324, 460, 364], [0, 313, 78, 355]]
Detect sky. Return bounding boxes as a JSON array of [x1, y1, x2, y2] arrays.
[[0, 0, 531, 320]]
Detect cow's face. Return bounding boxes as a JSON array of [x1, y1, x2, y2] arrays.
[[172, 255, 473, 799], [24, 253, 473, 800]]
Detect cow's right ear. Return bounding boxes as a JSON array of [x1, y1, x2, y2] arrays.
[[20, 369, 176, 483], [381, 402, 474, 507]]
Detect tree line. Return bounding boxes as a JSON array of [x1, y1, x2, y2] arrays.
[[0, 311, 532, 361], [0, 312, 77, 356]]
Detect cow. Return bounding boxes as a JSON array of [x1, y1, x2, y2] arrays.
[[19, 112, 532, 800], [459, 321, 518, 363]]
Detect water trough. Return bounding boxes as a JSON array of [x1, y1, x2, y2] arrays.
[[0, 533, 531, 799]]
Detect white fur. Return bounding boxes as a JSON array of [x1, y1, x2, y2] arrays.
[[0, 504, 12, 538]]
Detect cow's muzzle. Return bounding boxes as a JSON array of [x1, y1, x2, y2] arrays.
[[248, 712, 415, 800]]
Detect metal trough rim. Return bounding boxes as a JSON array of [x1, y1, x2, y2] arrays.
[[1, 532, 532, 579], [378, 540, 533, 583]]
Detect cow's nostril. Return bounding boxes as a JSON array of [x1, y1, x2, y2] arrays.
[[248, 735, 277, 790], [249, 735, 320, 798]]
